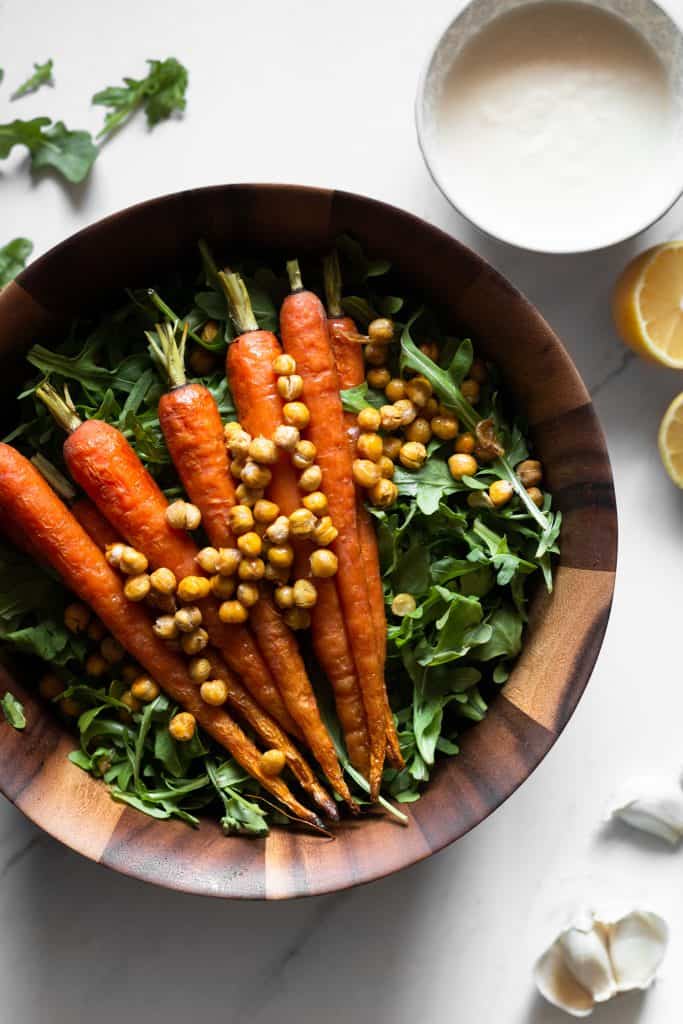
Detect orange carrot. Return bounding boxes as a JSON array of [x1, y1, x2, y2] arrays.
[[0, 444, 323, 827], [225, 282, 371, 778], [280, 261, 400, 798]]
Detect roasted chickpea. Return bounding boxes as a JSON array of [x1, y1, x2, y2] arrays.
[[237, 557, 265, 581], [469, 358, 488, 383], [391, 593, 417, 616], [153, 615, 179, 640], [237, 531, 263, 557], [278, 374, 304, 401], [385, 378, 406, 403], [189, 345, 216, 376], [64, 602, 90, 634], [170, 501, 202, 531], [121, 664, 141, 685], [448, 453, 478, 479], [227, 429, 252, 459], [377, 455, 395, 479], [223, 421, 242, 442], [235, 484, 263, 507], [267, 544, 294, 569], [131, 676, 160, 703], [516, 459, 543, 487], [310, 549, 339, 578], [266, 515, 291, 545], [302, 491, 328, 515], [61, 697, 83, 718], [380, 404, 403, 431], [200, 679, 229, 707], [177, 575, 211, 603], [419, 340, 440, 361], [259, 748, 287, 777], [383, 436, 402, 460], [196, 548, 220, 575], [181, 628, 209, 655], [147, 592, 177, 616], [85, 652, 108, 677], [230, 457, 246, 480], [364, 342, 387, 366], [87, 619, 107, 643], [405, 418, 432, 445], [188, 656, 212, 684], [283, 607, 311, 630], [119, 546, 149, 575], [368, 317, 394, 343], [489, 480, 514, 508], [298, 465, 323, 492], [431, 414, 459, 441], [352, 458, 382, 488], [293, 579, 318, 609], [461, 379, 480, 404], [424, 396, 440, 418], [313, 516, 339, 546], [248, 436, 278, 465], [283, 401, 310, 430], [236, 582, 260, 608], [228, 504, 254, 536], [399, 441, 427, 471], [291, 439, 317, 470], [274, 585, 295, 609], [210, 574, 236, 600], [273, 424, 300, 452], [454, 432, 476, 455], [357, 407, 382, 432], [124, 573, 151, 602], [273, 353, 297, 375], [367, 367, 391, 390], [215, 547, 242, 577], [100, 636, 124, 664], [175, 605, 203, 633], [105, 542, 125, 569], [265, 563, 290, 583], [240, 460, 272, 490], [394, 398, 418, 426], [39, 673, 64, 700], [289, 507, 317, 539], [149, 566, 177, 595], [405, 376, 433, 408], [169, 712, 196, 742], [526, 486, 544, 508], [219, 599, 249, 624], [368, 478, 398, 508], [253, 499, 280, 524], [121, 689, 142, 713], [356, 432, 383, 462]]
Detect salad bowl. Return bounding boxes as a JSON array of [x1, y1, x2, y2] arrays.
[[0, 184, 617, 899]]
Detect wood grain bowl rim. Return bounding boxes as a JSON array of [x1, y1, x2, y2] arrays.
[[0, 184, 618, 900]]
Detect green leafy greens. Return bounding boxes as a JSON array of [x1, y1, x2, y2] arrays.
[[93, 58, 189, 139], [1, 691, 26, 730], [0, 238, 33, 287], [0, 117, 97, 183], [11, 59, 54, 100]]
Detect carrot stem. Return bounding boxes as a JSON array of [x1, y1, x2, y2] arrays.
[[219, 272, 258, 334], [286, 259, 303, 293], [198, 238, 221, 289], [146, 290, 204, 346], [146, 321, 188, 390], [323, 251, 343, 318], [35, 382, 81, 434]]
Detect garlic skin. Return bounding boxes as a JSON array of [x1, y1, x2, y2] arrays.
[[534, 907, 668, 1016], [607, 775, 683, 845]]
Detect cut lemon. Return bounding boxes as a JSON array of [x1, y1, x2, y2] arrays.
[[658, 392, 683, 487], [613, 241, 683, 368]]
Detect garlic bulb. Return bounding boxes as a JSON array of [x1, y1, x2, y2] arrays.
[[534, 908, 668, 1016], [607, 775, 683, 845]]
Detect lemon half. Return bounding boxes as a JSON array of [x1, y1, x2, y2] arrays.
[[613, 242, 683, 368]]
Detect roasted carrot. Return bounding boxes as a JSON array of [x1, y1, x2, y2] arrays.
[[0, 443, 323, 827], [36, 384, 299, 739], [146, 322, 345, 816], [280, 260, 401, 798], [224, 277, 371, 779], [325, 254, 403, 771]]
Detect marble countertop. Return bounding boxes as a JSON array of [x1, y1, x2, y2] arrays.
[[3, 0, 683, 1020]]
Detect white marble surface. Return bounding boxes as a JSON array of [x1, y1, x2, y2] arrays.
[[2, 0, 683, 1019]]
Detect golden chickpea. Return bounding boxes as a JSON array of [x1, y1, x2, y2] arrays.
[[448, 452, 479, 480], [189, 656, 212, 684], [64, 602, 90, 634], [259, 748, 287, 777], [177, 575, 211, 603], [87, 619, 107, 643], [105, 542, 126, 569], [227, 429, 252, 459], [461, 379, 480, 404], [383, 436, 402, 460], [454, 433, 476, 455], [526, 486, 544, 508], [291, 439, 317, 470], [240, 460, 272, 490], [121, 663, 141, 685], [516, 459, 543, 487], [399, 441, 427, 471], [299, 465, 323, 492], [385, 378, 406, 403], [431, 414, 459, 441], [61, 697, 83, 718], [405, 376, 433, 408], [148, 593, 177, 618], [394, 398, 418, 426], [419, 340, 439, 361], [219, 599, 249, 624], [237, 531, 263, 558], [405, 418, 432, 445], [181, 628, 209, 655], [249, 435, 278, 465], [289, 507, 317, 539], [469, 358, 487, 383], [230, 457, 246, 481], [278, 374, 304, 401], [86, 652, 108, 677], [175, 605, 203, 633], [379, 405, 401, 431], [369, 478, 398, 508], [293, 578, 318, 608], [228, 504, 254, 536], [210, 574, 236, 600], [265, 563, 290, 583], [489, 480, 514, 508], [100, 636, 124, 664], [302, 491, 328, 515], [147, 567, 176, 597], [364, 342, 387, 366], [215, 547, 241, 577], [424, 396, 440, 418], [168, 501, 202, 531], [391, 593, 417, 616], [353, 458, 382, 488], [119, 546, 149, 575], [313, 516, 339, 546], [368, 317, 394, 343], [274, 585, 295, 609], [236, 582, 260, 608], [169, 712, 196, 742], [39, 673, 63, 700], [124, 573, 151, 602], [189, 345, 216, 376], [235, 484, 263, 507], [377, 455, 395, 479], [266, 515, 290, 545], [367, 367, 391, 390], [273, 424, 300, 452], [283, 401, 310, 430], [310, 549, 338, 578], [237, 557, 265, 581], [267, 544, 294, 569], [200, 679, 229, 707], [131, 676, 160, 703], [357, 407, 382, 432], [253, 499, 280, 524], [273, 353, 296, 375], [153, 615, 179, 640], [356, 432, 383, 462], [283, 607, 311, 631], [223, 421, 242, 442]]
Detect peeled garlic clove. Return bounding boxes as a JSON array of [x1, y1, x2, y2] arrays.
[[534, 944, 595, 1018], [558, 913, 617, 1004], [607, 911, 668, 992], [608, 776, 683, 845]]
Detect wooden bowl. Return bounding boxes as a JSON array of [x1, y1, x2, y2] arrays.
[[0, 185, 617, 899]]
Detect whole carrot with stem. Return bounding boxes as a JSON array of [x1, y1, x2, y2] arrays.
[[280, 259, 401, 798], [0, 443, 323, 828], [224, 274, 371, 779], [324, 253, 403, 770], [146, 320, 349, 814]]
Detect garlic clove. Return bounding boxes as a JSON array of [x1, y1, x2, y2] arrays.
[[557, 912, 618, 1004], [607, 911, 669, 992], [534, 943, 595, 1018], [608, 776, 683, 845]]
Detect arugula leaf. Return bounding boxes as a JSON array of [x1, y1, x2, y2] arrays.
[[476, 606, 523, 660], [1, 692, 26, 730], [0, 238, 33, 287], [340, 382, 384, 414], [0, 70, 4, 86], [0, 117, 97, 183], [93, 58, 189, 139], [11, 59, 54, 100]]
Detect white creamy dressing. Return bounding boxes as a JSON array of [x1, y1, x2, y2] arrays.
[[434, 2, 678, 251]]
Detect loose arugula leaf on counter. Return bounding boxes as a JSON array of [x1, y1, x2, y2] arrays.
[[1, 691, 26, 730], [0, 238, 33, 287], [93, 58, 189, 139], [11, 59, 54, 100], [0, 118, 97, 183]]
